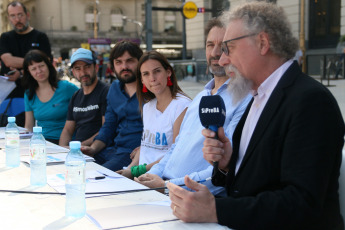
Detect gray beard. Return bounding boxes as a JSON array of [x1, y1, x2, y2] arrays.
[[226, 65, 252, 105], [12, 21, 30, 33]]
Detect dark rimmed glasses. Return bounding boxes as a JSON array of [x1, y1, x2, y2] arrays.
[[221, 33, 257, 56]]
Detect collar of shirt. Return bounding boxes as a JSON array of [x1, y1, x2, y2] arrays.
[[204, 78, 230, 95]]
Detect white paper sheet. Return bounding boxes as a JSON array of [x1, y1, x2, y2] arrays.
[[0, 77, 16, 104], [86, 202, 177, 229], [47, 170, 128, 198], [21, 152, 94, 165]]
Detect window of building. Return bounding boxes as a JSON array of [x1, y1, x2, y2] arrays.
[[164, 11, 176, 33], [85, 5, 99, 31], [111, 7, 124, 31], [309, 0, 341, 49]]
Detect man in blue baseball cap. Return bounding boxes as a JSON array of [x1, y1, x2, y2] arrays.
[[59, 48, 109, 146]]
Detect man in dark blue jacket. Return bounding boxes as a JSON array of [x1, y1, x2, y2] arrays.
[[81, 41, 143, 171]]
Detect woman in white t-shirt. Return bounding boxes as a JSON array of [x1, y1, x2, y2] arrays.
[[117, 51, 191, 179]]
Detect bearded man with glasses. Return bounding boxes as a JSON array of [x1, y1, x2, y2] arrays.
[[168, 2, 344, 230]]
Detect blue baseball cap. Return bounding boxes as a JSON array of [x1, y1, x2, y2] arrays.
[[70, 48, 95, 67]]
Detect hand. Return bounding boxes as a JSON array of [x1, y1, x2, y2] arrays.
[[80, 146, 96, 157], [202, 127, 232, 171], [130, 147, 140, 160], [116, 168, 133, 179], [167, 175, 218, 223], [134, 173, 165, 192], [6, 69, 20, 81]]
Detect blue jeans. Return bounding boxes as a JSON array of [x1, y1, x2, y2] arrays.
[[94, 146, 131, 171]]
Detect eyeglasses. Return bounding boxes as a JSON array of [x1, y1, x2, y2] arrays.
[[9, 13, 25, 20], [221, 33, 257, 56]]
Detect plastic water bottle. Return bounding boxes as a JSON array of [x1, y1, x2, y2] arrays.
[[5, 117, 20, 167], [30, 126, 47, 186], [65, 141, 86, 218]]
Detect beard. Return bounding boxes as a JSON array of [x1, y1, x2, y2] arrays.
[[11, 21, 29, 33], [208, 57, 226, 77], [115, 69, 136, 84], [80, 72, 96, 87], [226, 64, 253, 105]]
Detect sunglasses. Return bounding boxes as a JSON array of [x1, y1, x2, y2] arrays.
[[221, 34, 257, 56]]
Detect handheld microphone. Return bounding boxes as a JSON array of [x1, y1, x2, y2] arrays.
[[199, 95, 226, 169]]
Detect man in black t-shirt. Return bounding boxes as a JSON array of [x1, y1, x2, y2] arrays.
[[59, 48, 109, 147], [0, 1, 52, 126]]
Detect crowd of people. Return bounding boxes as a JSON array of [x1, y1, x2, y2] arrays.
[[0, 1, 344, 229]]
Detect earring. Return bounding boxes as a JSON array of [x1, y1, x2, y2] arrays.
[[167, 76, 173, 86], [142, 84, 148, 93]]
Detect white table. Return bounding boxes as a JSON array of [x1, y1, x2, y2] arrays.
[[0, 144, 228, 229]]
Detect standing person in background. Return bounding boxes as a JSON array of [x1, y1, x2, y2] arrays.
[[59, 48, 109, 147], [0, 1, 52, 127], [81, 40, 143, 171], [117, 51, 191, 179], [168, 2, 344, 229], [22, 50, 78, 144]]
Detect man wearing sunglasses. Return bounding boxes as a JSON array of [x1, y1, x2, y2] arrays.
[[168, 2, 344, 230]]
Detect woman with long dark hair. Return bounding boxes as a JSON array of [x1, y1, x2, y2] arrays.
[[22, 50, 78, 144], [117, 50, 191, 179]]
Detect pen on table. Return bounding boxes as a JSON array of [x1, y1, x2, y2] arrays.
[[88, 176, 106, 180]]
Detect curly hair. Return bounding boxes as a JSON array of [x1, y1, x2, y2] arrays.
[[22, 50, 58, 100], [136, 50, 190, 114], [221, 1, 298, 60]]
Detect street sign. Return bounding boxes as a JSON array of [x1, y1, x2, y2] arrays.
[[81, 43, 90, 50], [183, 1, 198, 19]]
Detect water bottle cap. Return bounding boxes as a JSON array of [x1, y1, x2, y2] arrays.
[[7, 117, 15, 123], [69, 141, 81, 149], [33, 126, 42, 133]]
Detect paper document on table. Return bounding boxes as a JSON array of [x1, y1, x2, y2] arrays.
[[0, 127, 29, 139], [47, 170, 135, 198], [0, 76, 16, 104], [21, 152, 94, 165], [86, 201, 177, 229]]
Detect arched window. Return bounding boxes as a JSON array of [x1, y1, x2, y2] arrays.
[[85, 5, 99, 31], [110, 7, 123, 31]]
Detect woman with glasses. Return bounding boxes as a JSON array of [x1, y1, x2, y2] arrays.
[[22, 50, 78, 144], [117, 51, 191, 179]]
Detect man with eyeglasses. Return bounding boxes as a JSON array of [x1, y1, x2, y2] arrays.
[[59, 48, 109, 147], [167, 2, 344, 230], [0, 1, 52, 126]]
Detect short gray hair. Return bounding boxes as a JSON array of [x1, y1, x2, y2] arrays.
[[221, 1, 298, 60]]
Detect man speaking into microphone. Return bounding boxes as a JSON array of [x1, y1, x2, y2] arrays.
[[135, 18, 251, 196]]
